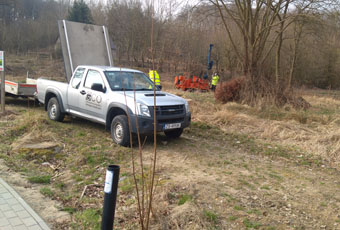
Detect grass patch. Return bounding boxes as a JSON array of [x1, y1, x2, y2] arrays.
[[203, 210, 218, 224], [268, 173, 282, 181], [120, 177, 135, 193], [55, 181, 65, 190], [320, 202, 327, 207], [28, 175, 51, 184], [61, 207, 77, 214], [178, 194, 192, 205], [260, 185, 271, 190], [247, 209, 261, 215], [243, 218, 261, 229], [238, 179, 255, 190], [73, 208, 101, 229], [77, 131, 86, 137], [229, 215, 238, 221], [40, 187, 53, 197], [190, 121, 213, 130], [234, 205, 244, 211]]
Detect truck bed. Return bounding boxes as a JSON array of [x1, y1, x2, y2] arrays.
[[36, 78, 68, 104]]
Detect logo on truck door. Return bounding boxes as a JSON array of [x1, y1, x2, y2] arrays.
[[85, 92, 102, 109]]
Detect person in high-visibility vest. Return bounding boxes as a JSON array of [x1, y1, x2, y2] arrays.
[[148, 69, 162, 90], [211, 72, 219, 91]]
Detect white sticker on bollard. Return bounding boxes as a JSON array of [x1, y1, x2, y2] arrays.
[[104, 170, 113, 194]]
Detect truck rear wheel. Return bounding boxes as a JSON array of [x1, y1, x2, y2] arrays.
[[111, 115, 130, 147], [47, 97, 65, 122], [164, 128, 183, 139]]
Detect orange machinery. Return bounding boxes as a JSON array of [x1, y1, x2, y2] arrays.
[[174, 74, 210, 91]]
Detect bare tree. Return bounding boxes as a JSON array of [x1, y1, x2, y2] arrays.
[[206, 0, 333, 102]]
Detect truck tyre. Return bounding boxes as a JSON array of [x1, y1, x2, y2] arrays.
[[47, 97, 65, 122], [111, 115, 130, 146], [164, 128, 183, 139]]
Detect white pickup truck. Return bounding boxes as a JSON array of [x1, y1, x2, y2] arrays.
[[35, 20, 191, 146], [36, 66, 191, 146]]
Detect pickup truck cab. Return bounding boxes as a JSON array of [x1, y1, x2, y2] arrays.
[[36, 66, 191, 146]]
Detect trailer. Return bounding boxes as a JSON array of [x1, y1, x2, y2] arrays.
[[0, 78, 37, 97]]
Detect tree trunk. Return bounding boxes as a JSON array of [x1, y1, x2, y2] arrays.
[[275, 0, 290, 91], [288, 23, 302, 89]]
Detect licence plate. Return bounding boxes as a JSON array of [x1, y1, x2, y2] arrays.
[[164, 123, 181, 130]]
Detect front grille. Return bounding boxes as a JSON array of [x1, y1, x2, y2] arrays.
[[150, 105, 185, 116], [158, 118, 184, 124]]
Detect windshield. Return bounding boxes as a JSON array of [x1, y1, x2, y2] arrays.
[[104, 71, 158, 91]]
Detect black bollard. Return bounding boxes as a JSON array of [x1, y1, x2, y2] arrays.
[[101, 165, 120, 230]]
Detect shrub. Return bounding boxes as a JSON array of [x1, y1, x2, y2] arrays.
[[215, 77, 245, 103]]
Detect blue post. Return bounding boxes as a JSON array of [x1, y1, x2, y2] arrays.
[[206, 44, 214, 79]]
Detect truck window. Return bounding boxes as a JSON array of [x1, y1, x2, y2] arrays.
[[104, 71, 155, 91], [71, 68, 85, 89], [84, 70, 105, 89]]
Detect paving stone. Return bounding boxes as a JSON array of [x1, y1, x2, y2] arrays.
[[28, 225, 42, 230], [0, 217, 10, 226], [8, 217, 23, 226], [0, 198, 7, 205], [0, 204, 11, 212], [2, 225, 14, 230], [11, 204, 25, 212], [0, 186, 7, 194], [1, 193, 14, 200], [16, 210, 30, 219], [6, 198, 19, 205], [12, 225, 28, 230], [22, 217, 36, 227], [4, 210, 17, 219], [0, 178, 50, 230]]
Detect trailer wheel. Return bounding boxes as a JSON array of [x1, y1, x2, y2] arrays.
[[47, 97, 65, 122], [111, 115, 130, 147], [164, 128, 183, 139]]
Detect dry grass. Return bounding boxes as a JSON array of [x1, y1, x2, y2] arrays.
[[165, 84, 340, 166], [2, 55, 340, 229]]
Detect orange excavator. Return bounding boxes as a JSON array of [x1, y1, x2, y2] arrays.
[[174, 44, 213, 91]]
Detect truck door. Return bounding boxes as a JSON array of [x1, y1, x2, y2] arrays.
[[67, 67, 86, 112], [79, 69, 108, 122]]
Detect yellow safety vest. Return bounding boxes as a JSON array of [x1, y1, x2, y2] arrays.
[[212, 75, 219, 86], [149, 70, 161, 85]]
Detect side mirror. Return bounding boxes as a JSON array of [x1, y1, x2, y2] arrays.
[[91, 83, 106, 93]]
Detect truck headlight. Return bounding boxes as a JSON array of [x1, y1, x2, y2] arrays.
[[185, 101, 190, 113], [137, 103, 151, 117]]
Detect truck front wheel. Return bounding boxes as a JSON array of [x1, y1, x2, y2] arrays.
[[111, 115, 130, 147], [164, 128, 183, 139], [47, 97, 65, 122]]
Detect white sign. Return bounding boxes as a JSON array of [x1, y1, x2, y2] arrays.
[[104, 170, 113, 194], [0, 51, 3, 72]]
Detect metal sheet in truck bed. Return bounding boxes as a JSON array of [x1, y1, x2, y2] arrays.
[[58, 20, 113, 83]]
